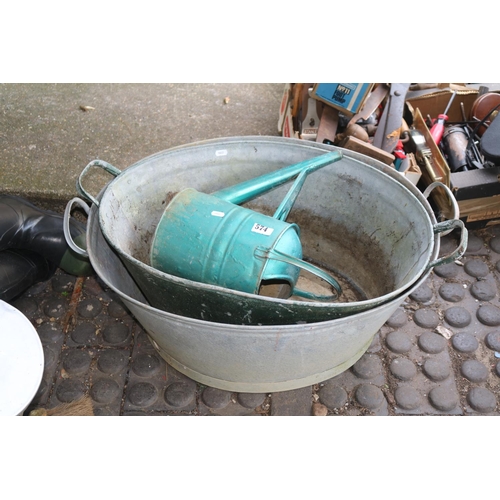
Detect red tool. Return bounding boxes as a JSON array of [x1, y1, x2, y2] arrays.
[[393, 139, 407, 170], [429, 90, 457, 145]]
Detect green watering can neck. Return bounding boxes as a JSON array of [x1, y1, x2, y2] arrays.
[[211, 151, 343, 217]]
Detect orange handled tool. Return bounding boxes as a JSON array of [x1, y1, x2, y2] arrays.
[[429, 90, 457, 145]]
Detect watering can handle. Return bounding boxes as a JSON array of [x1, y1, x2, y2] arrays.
[[428, 219, 468, 269], [63, 197, 90, 258], [256, 247, 342, 301], [273, 152, 343, 221], [76, 159, 122, 207]]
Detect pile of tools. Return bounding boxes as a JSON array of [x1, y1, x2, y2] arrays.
[[279, 83, 500, 226], [281, 83, 500, 171], [280, 83, 412, 168], [433, 90, 500, 172]]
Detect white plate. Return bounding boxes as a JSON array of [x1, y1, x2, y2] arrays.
[[0, 300, 44, 416]]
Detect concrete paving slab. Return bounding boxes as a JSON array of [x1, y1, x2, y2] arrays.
[[0, 83, 284, 209]]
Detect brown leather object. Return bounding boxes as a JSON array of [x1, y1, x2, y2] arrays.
[[470, 93, 500, 136]]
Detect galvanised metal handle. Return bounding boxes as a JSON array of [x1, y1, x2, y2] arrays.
[[428, 219, 468, 269], [76, 159, 122, 207], [423, 181, 459, 235], [256, 247, 342, 301], [63, 197, 90, 258]]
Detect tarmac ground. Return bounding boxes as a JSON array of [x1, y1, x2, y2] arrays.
[[1, 83, 500, 417]]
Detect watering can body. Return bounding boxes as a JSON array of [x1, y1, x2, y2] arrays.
[[150, 151, 343, 300], [150, 189, 303, 294]]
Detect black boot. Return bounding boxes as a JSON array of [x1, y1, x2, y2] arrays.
[[0, 249, 56, 302], [0, 194, 93, 277]]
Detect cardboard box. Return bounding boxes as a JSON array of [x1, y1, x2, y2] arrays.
[[406, 84, 479, 124]]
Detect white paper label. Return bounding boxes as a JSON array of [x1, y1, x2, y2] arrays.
[[251, 223, 274, 236]]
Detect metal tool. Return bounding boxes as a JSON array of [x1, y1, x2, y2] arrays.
[[429, 90, 457, 145], [408, 129, 436, 175], [372, 83, 411, 153]]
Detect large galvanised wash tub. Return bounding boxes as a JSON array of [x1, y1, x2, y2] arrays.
[[74, 137, 466, 326], [69, 137, 466, 392]]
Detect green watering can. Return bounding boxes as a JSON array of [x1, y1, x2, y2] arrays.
[[150, 151, 343, 301]]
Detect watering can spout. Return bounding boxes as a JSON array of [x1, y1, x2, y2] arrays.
[[212, 151, 343, 206]]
